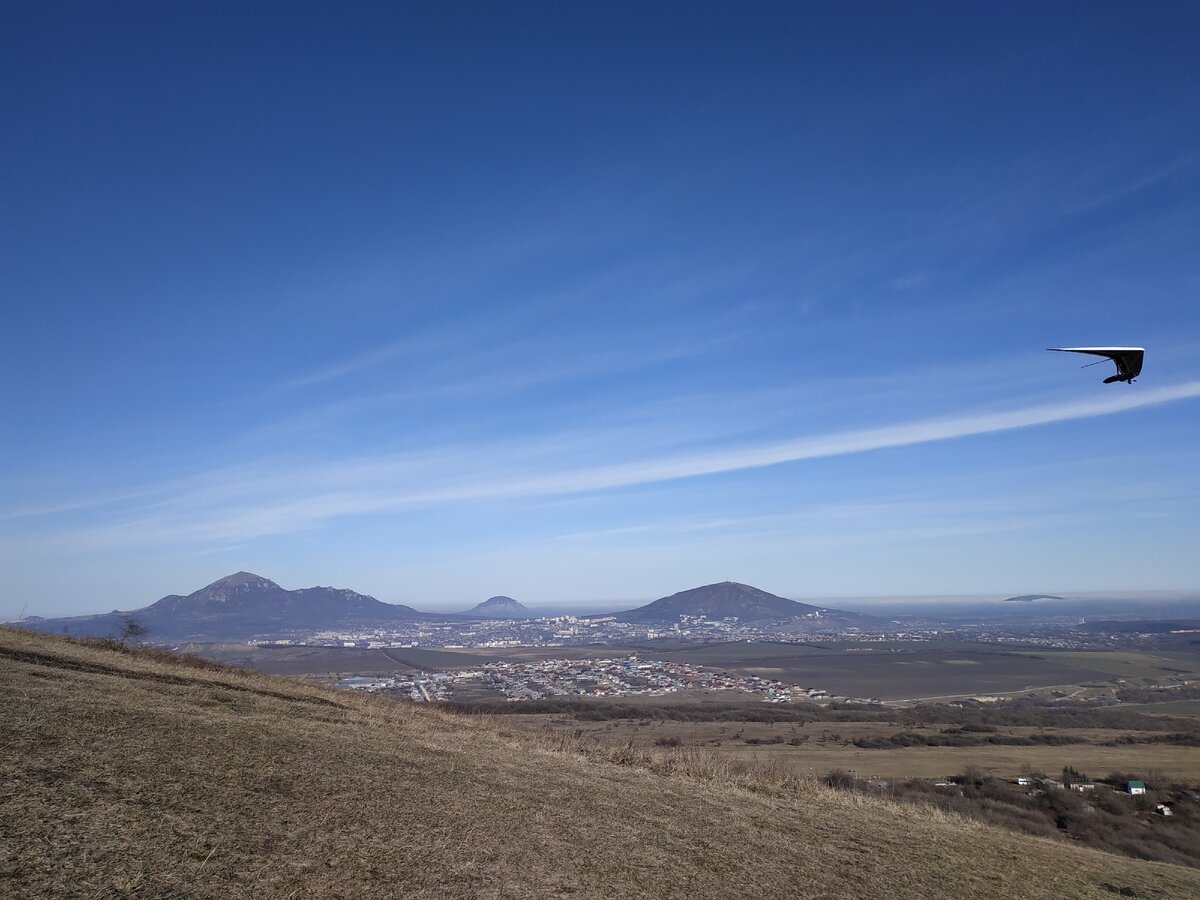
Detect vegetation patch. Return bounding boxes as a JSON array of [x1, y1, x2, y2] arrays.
[[824, 767, 1200, 869]]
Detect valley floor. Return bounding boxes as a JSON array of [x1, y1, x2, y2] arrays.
[[3, 627, 1199, 899]]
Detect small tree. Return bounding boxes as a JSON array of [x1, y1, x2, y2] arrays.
[[962, 764, 988, 787], [118, 615, 148, 646], [1020, 760, 1044, 779], [1062, 764, 1088, 784]]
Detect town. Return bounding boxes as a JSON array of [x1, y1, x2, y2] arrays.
[[336, 655, 830, 703], [266, 612, 1161, 652]]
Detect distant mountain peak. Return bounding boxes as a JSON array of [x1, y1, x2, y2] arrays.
[[20, 573, 425, 641], [206, 572, 280, 590], [610, 581, 876, 629], [467, 596, 529, 618]]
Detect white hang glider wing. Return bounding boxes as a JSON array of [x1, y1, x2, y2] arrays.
[[1047, 347, 1144, 383]]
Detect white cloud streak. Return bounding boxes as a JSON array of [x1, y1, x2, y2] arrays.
[[400, 380, 1200, 505], [1065, 153, 1199, 216], [8, 380, 1200, 550]]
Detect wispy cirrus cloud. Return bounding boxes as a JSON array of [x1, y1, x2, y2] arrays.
[[278, 335, 437, 391], [270, 250, 754, 396], [238, 331, 744, 452], [390, 379, 1200, 506], [7, 380, 1200, 552], [1065, 153, 1199, 216]]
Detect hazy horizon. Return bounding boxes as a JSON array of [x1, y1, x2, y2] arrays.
[[9, 568, 1200, 622]]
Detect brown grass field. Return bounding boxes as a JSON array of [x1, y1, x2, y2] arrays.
[[184, 642, 520, 677], [176, 641, 427, 676], [4, 627, 1200, 899], [520, 716, 1200, 781], [1119, 699, 1200, 718]]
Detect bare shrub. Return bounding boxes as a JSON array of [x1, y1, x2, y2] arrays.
[[117, 615, 148, 646], [824, 769, 858, 791]]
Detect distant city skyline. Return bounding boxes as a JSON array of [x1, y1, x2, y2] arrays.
[[3, 3, 1199, 618]]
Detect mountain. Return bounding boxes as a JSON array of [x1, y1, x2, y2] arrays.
[[466, 595, 530, 618], [18, 571, 426, 641], [610, 581, 878, 629], [4, 626, 1196, 899], [1002, 594, 1064, 602]]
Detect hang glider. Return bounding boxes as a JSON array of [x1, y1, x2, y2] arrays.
[[1047, 347, 1144, 383]]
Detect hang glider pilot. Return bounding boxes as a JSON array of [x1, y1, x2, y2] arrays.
[[1047, 347, 1144, 384]]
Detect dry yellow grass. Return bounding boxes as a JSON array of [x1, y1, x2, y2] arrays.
[[3, 627, 1199, 899], [533, 717, 1200, 781]]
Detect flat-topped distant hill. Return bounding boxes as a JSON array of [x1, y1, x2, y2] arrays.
[[15, 571, 432, 641], [4, 626, 1199, 898], [610, 581, 881, 629]]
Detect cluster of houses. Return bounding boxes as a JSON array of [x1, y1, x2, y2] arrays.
[[477, 656, 826, 702], [928, 775, 1176, 815], [334, 673, 454, 702], [264, 611, 1148, 651], [298, 612, 828, 650], [330, 655, 838, 703]]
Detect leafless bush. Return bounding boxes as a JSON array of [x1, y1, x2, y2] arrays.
[[118, 615, 148, 646], [824, 770, 858, 791]]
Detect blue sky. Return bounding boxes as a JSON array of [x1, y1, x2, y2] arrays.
[[3, 2, 1199, 616]]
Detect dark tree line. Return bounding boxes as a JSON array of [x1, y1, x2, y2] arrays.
[[444, 697, 1200, 734]]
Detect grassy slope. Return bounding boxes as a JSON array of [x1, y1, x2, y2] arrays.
[[2, 628, 1198, 900]]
